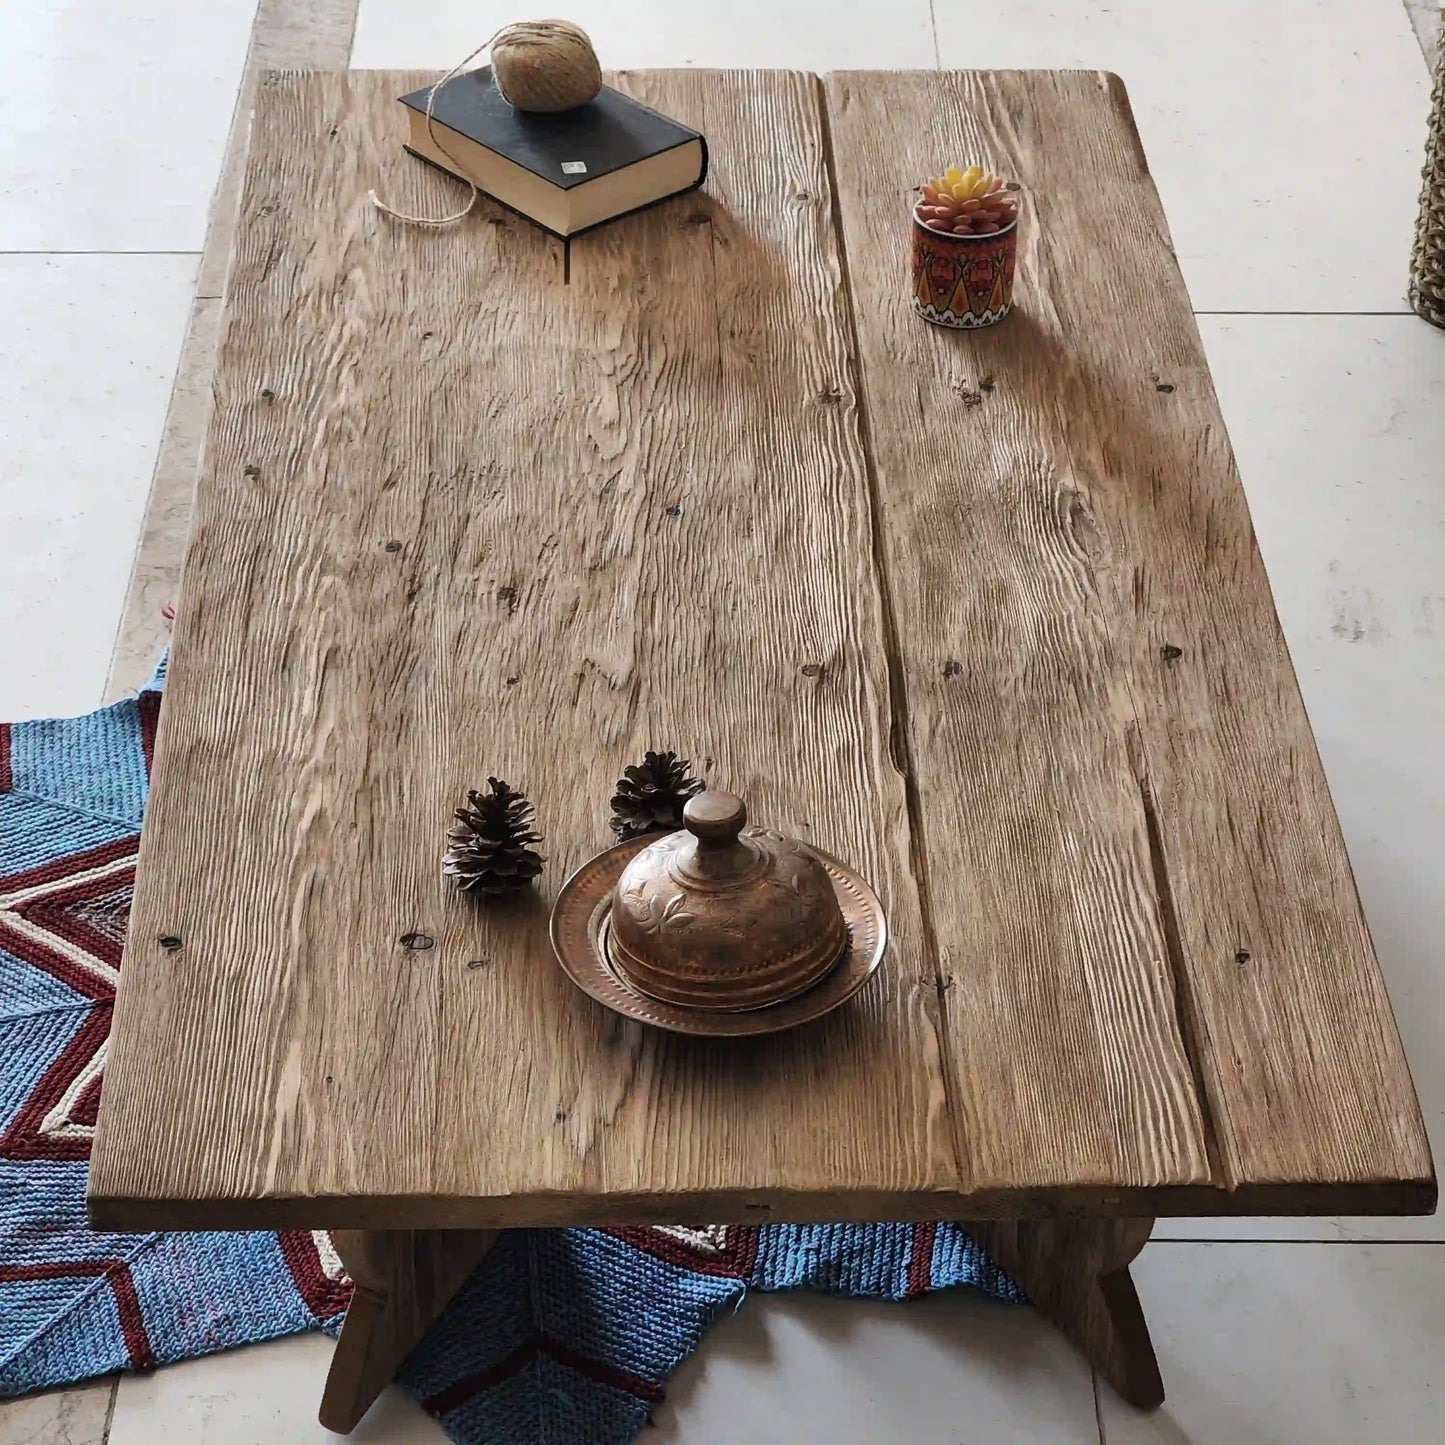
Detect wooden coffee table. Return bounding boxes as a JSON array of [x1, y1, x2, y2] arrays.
[[89, 69, 1435, 1432]]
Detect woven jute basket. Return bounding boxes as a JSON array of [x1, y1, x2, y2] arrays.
[[1411, 36, 1445, 326]]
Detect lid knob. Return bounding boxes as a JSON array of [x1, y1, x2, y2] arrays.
[[607, 789, 849, 1012], [683, 790, 747, 847]]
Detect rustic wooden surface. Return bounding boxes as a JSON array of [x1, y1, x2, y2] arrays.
[[319, 1229, 496, 1432], [825, 68, 1435, 1207], [968, 1217, 1162, 1408], [92, 68, 959, 1227], [90, 69, 1433, 1232]]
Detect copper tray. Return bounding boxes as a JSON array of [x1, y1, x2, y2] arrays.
[[550, 834, 887, 1037]]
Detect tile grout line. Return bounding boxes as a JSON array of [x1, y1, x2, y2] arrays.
[[0, 250, 205, 257], [101, 1376, 118, 1441], [1092, 1369, 1107, 1445], [1194, 309, 1418, 317], [1150, 1236, 1445, 1245]]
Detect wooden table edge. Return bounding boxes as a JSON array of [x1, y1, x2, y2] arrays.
[[86, 1176, 1437, 1234]]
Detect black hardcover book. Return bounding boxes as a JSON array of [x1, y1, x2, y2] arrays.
[[399, 69, 708, 238]]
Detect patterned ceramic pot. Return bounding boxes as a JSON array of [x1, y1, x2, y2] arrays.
[[910, 211, 1018, 328]]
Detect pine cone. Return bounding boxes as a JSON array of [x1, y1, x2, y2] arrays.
[[609, 751, 705, 841], [443, 778, 544, 896], [916, 165, 1019, 236]]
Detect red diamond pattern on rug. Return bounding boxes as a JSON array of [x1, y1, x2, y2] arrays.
[[608, 1224, 761, 1279], [0, 834, 138, 1161], [2, 681, 361, 1402], [278, 1231, 353, 1322], [0, 1258, 156, 1372]]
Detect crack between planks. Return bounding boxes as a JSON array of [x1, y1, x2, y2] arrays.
[[1126, 721, 1231, 1191], [814, 76, 969, 1193]]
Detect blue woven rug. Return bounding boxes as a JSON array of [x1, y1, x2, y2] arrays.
[[0, 668, 351, 1396], [404, 1223, 1020, 1441], [1, 673, 1020, 1441]]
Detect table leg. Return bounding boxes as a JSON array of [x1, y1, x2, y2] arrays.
[[966, 1217, 1162, 1409], [319, 1229, 498, 1433]]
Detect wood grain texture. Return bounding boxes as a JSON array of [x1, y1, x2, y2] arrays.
[[968, 1217, 1161, 1408], [91, 70, 960, 1228], [89, 70, 1434, 1232], [825, 70, 1434, 1206], [320, 1229, 496, 1432]]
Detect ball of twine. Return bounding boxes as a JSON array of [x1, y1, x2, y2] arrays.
[[370, 19, 604, 229], [491, 20, 602, 113]]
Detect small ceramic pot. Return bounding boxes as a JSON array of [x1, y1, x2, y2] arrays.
[[910, 211, 1018, 328]]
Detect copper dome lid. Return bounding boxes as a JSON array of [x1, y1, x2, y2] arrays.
[[607, 791, 848, 1012]]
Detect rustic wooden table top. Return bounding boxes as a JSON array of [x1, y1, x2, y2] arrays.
[[89, 68, 1434, 1232]]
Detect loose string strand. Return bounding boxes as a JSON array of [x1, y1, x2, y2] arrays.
[[368, 29, 506, 228]]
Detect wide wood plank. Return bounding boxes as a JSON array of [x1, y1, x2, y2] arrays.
[[91, 69, 964, 1228], [825, 69, 1433, 1206]]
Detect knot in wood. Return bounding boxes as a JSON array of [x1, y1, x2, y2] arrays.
[[1065, 493, 1105, 560]]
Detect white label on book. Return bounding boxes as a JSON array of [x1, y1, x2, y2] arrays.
[[561, 161, 588, 175]]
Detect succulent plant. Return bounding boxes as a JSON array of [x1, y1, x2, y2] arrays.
[[915, 165, 1019, 237]]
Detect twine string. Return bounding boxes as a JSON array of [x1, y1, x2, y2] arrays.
[[368, 29, 506, 228]]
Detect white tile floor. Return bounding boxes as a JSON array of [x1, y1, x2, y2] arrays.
[[106, 1334, 432, 1445], [0, 2, 257, 252], [0, 253, 197, 720], [929, 0, 1432, 314], [351, 0, 939, 73], [3, 1, 1443, 1442]]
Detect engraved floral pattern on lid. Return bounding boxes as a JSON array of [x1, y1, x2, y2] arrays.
[[606, 791, 849, 1012]]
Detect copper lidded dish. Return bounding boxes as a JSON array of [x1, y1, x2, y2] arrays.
[[550, 791, 887, 1037]]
